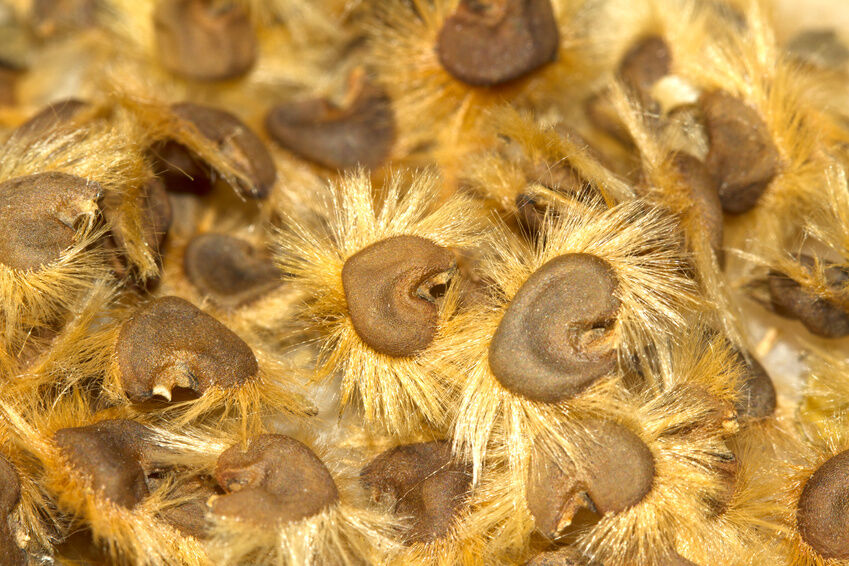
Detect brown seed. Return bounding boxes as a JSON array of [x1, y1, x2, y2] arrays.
[[12, 98, 88, 140], [212, 434, 339, 526], [265, 76, 396, 171], [184, 233, 280, 307], [101, 177, 172, 258], [341, 235, 456, 357], [526, 419, 654, 538], [489, 253, 620, 403], [584, 91, 633, 147], [53, 419, 152, 509], [153, 0, 257, 81], [0, 172, 101, 271], [0, 455, 25, 566], [670, 152, 723, 259], [732, 350, 776, 421], [360, 441, 472, 544], [768, 255, 849, 338], [701, 90, 780, 214], [436, 0, 559, 87], [523, 546, 584, 566], [618, 35, 672, 107], [116, 296, 259, 401], [797, 449, 849, 559], [152, 102, 276, 199]]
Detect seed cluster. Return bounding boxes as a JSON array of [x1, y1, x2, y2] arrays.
[[0, 1, 847, 565]]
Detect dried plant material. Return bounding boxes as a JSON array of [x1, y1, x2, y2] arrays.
[[0, 455, 26, 566], [524, 546, 584, 565], [0, 172, 100, 271], [53, 419, 153, 509], [526, 418, 655, 538], [102, 177, 172, 267], [212, 434, 339, 526], [11, 98, 89, 140], [670, 152, 723, 257], [436, 0, 559, 87], [768, 255, 849, 338], [274, 170, 486, 434], [31, 0, 96, 38], [153, 0, 257, 81], [796, 449, 849, 560], [488, 253, 620, 404], [0, 395, 210, 566], [105, 295, 314, 434], [266, 71, 396, 170], [361, 441, 472, 544], [183, 233, 280, 308], [342, 235, 456, 358], [442, 195, 704, 480], [116, 296, 259, 401], [700, 90, 780, 214], [618, 35, 672, 108], [732, 350, 776, 422], [152, 427, 399, 566], [151, 102, 276, 199]]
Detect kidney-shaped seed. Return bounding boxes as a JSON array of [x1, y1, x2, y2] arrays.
[[116, 296, 258, 402], [341, 235, 456, 357], [768, 255, 849, 338], [797, 449, 849, 560], [153, 102, 276, 199], [0, 172, 101, 271], [360, 441, 471, 544], [153, 0, 257, 81], [265, 79, 396, 171], [701, 90, 780, 214], [53, 419, 151, 509], [184, 233, 280, 307], [211, 434, 339, 527], [489, 253, 620, 403], [436, 0, 559, 87], [526, 419, 655, 538]]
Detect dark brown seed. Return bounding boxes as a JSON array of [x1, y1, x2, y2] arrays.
[[12, 98, 88, 140], [101, 177, 172, 258], [0, 172, 101, 271], [768, 255, 849, 338], [436, 0, 559, 87], [0, 455, 25, 566], [153, 0, 257, 81], [265, 78, 396, 171], [341, 235, 456, 357], [489, 253, 620, 403], [212, 434, 339, 526], [618, 35, 672, 107], [732, 350, 776, 421], [526, 419, 654, 538], [116, 296, 258, 402], [152, 102, 276, 199], [701, 90, 780, 214], [184, 233, 280, 307], [797, 449, 849, 560], [360, 441, 472, 544], [53, 419, 151, 509], [671, 152, 723, 259], [523, 546, 584, 566]]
